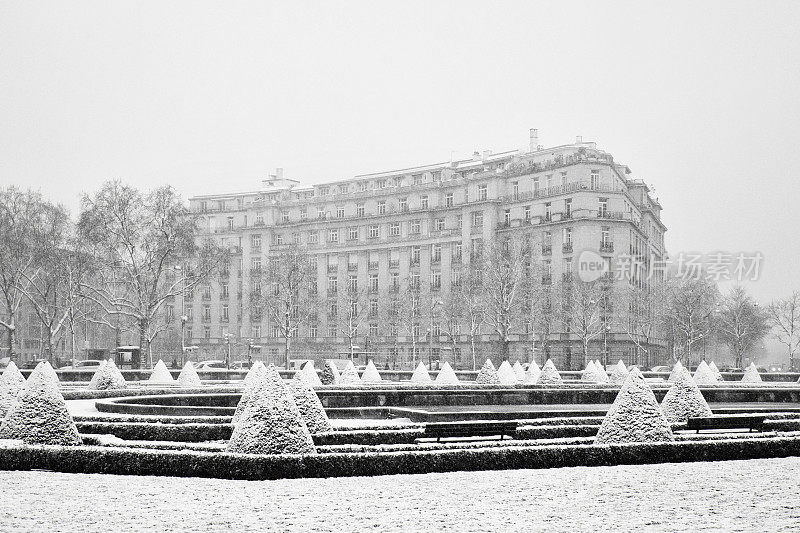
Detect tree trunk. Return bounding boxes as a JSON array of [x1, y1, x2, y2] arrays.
[[284, 336, 291, 369], [139, 318, 149, 369], [7, 324, 15, 359], [470, 334, 477, 371]]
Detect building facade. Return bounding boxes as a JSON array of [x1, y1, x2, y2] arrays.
[[186, 131, 669, 370]]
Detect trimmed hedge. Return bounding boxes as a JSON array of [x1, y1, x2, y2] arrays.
[[76, 422, 232, 442], [3, 436, 800, 480]]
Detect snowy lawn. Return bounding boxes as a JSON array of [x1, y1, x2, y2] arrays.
[[2, 457, 800, 531]]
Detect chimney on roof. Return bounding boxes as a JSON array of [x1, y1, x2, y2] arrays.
[[274, 167, 284, 180], [529, 128, 539, 152], [472, 151, 481, 162], [482, 150, 492, 160], [576, 135, 583, 144]]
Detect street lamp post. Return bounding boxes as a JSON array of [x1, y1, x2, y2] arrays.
[[603, 324, 611, 368], [223, 333, 233, 369], [180, 315, 188, 365]]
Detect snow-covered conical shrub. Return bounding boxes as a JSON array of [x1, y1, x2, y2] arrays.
[[0, 363, 81, 445], [609, 360, 629, 385], [320, 360, 340, 385], [661, 368, 713, 423], [232, 364, 285, 425], [410, 362, 431, 383], [708, 361, 724, 382], [177, 361, 202, 387], [741, 362, 762, 383], [338, 361, 361, 385], [88, 360, 127, 390], [244, 361, 267, 385], [2, 361, 26, 395], [595, 360, 609, 383], [227, 369, 316, 455], [668, 360, 684, 382], [693, 360, 717, 385], [299, 360, 322, 387], [524, 360, 541, 384], [512, 361, 525, 383], [595, 368, 674, 444], [360, 360, 382, 383], [475, 359, 500, 384], [581, 361, 601, 383], [435, 361, 459, 384], [289, 377, 333, 434], [496, 361, 517, 385], [148, 359, 174, 384], [536, 359, 563, 385]]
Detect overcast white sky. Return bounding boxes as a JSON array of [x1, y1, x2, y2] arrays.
[[1, 0, 799, 306]]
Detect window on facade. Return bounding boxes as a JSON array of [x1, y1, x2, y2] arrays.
[[317, 208, 325, 219], [203, 305, 211, 320], [432, 244, 442, 263], [299, 207, 307, 221], [599, 197, 608, 216], [478, 184, 487, 201], [391, 271, 400, 288], [410, 220, 421, 234], [591, 169, 600, 190], [251, 257, 261, 271], [545, 202, 552, 219], [251, 234, 261, 249], [328, 228, 338, 242], [309, 323, 318, 337], [328, 324, 337, 337], [309, 230, 319, 244], [504, 209, 511, 225], [389, 222, 400, 236], [561, 171, 568, 186], [337, 206, 345, 218], [472, 211, 483, 227], [227, 217, 234, 230], [601, 226, 610, 245], [255, 213, 264, 225], [378, 201, 386, 215], [369, 323, 379, 336], [411, 272, 420, 289], [411, 246, 421, 264], [565, 198, 572, 217], [431, 218, 443, 231], [512, 181, 519, 199], [356, 204, 365, 217], [456, 214, 462, 229], [369, 274, 378, 292], [281, 211, 289, 223], [338, 184, 348, 194], [369, 298, 378, 316], [328, 277, 338, 293], [564, 227, 572, 244], [368, 225, 379, 238], [430, 271, 441, 289], [359, 182, 368, 192], [533, 177, 540, 192], [348, 227, 358, 240], [348, 275, 358, 291], [275, 234, 283, 245], [221, 283, 229, 298], [399, 198, 408, 212], [421, 195, 429, 209], [204, 326, 211, 339], [222, 305, 229, 320], [445, 193, 454, 207]]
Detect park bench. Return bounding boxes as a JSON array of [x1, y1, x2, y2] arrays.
[[420, 421, 519, 442], [686, 414, 766, 433]]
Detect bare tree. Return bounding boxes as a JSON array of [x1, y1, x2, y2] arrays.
[[664, 276, 720, 367], [716, 286, 769, 368], [766, 291, 800, 371], [338, 283, 369, 361], [618, 281, 669, 368], [78, 181, 226, 368], [560, 279, 605, 369], [252, 245, 317, 369], [449, 261, 487, 370]]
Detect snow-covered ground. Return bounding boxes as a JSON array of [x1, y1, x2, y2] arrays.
[[1, 457, 800, 531]]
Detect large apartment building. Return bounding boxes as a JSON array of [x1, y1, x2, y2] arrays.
[[186, 130, 668, 370]]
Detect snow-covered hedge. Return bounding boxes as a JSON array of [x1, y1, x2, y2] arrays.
[[289, 378, 333, 434], [3, 435, 800, 480], [475, 359, 500, 384], [661, 368, 713, 422]]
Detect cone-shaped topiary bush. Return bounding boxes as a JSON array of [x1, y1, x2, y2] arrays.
[[148, 360, 174, 384], [536, 359, 563, 385], [227, 366, 316, 455], [410, 362, 431, 383], [524, 360, 541, 384], [2, 361, 26, 395], [609, 360, 629, 385], [595, 360, 609, 383], [88, 360, 127, 390], [337, 361, 361, 385], [581, 361, 601, 383], [360, 360, 382, 383], [289, 377, 333, 434], [435, 361, 459, 384], [232, 364, 285, 425], [708, 361, 724, 382], [512, 361, 525, 383], [668, 360, 685, 382], [0, 362, 81, 445], [299, 360, 322, 387], [693, 360, 717, 385], [475, 359, 500, 384], [741, 362, 762, 383], [595, 368, 674, 444], [177, 361, 202, 387], [320, 360, 341, 385], [496, 361, 517, 385], [244, 361, 267, 386], [661, 367, 712, 423]]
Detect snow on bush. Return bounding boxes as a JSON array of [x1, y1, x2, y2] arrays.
[[594, 360, 609, 383], [496, 361, 517, 385], [299, 361, 322, 387], [741, 362, 763, 383], [434, 361, 459, 384], [524, 361, 542, 384], [148, 360, 175, 384], [661, 367, 712, 423], [289, 377, 333, 434], [88, 359, 127, 390], [668, 360, 685, 383], [581, 361, 601, 383], [2, 361, 26, 395], [0, 362, 81, 445], [594, 368, 674, 444], [512, 361, 525, 383], [320, 360, 341, 385], [609, 360, 629, 385], [360, 360, 383, 383], [410, 362, 431, 383], [232, 364, 286, 425], [708, 361, 724, 382], [244, 361, 267, 386], [693, 360, 717, 385], [536, 359, 563, 385], [227, 367, 316, 455], [177, 361, 202, 387], [475, 359, 501, 384], [338, 361, 362, 385]]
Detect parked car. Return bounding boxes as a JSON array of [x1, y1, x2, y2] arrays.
[[230, 361, 251, 370], [193, 360, 227, 370], [60, 359, 105, 370], [649, 365, 671, 373]]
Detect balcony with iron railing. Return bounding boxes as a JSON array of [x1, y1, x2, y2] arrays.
[[327, 265, 338, 273], [562, 242, 573, 254], [347, 264, 358, 272], [597, 210, 624, 220], [369, 261, 379, 270], [542, 244, 552, 255], [389, 259, 399, 268], [600, 242, 614, 253]]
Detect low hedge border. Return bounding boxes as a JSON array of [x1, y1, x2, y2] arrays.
[[74, 415, 232, 425], [63, 386, 241, 401], [3, 435, 800, 480]]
